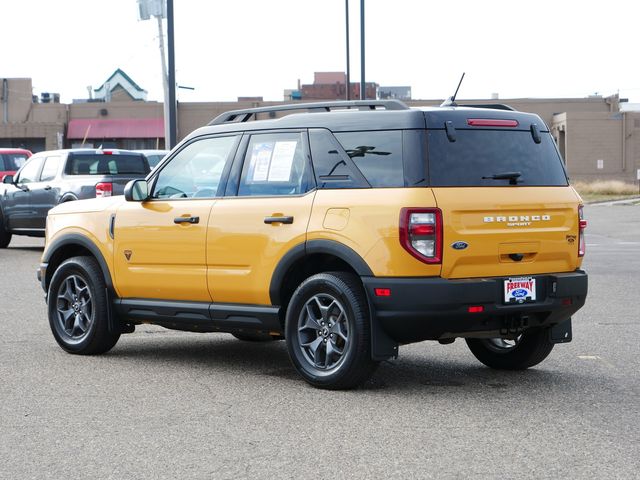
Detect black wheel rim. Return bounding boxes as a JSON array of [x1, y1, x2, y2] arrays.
[[297, 293, 350, 371], [55, 274, 94, 344]]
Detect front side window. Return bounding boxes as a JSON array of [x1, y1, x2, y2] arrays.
[[16, 157, 44, 183], [238, 132, 311, 196], [152, 135, 239, 199], [40, 156, 61, 182]]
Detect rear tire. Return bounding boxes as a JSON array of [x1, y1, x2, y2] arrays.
[[0, 216, 11, 248], [48, 256, 120, 354], [465, 329, 554, 370], [285, 272, 377, 390]]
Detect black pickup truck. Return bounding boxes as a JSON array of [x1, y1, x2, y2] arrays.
[[0, 149, 150, 247]]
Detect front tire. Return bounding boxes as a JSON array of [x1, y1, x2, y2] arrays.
[[285, 272, 377, 390], [465, 329, 554, 370], [48, 256, 120, 354]]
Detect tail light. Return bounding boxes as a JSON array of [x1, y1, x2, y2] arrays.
[[400, 208, 442, 264], [467, 118, 519, 127], [95, 182, 113, 198], [578, 205, 587, 257]]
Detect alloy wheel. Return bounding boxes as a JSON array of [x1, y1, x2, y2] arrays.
[[297, 293, 350, 371]]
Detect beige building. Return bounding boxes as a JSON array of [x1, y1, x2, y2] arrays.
[[2, 76, 639, 183]]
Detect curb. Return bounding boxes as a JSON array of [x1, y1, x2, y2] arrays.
[[586, 196, 640, 206]]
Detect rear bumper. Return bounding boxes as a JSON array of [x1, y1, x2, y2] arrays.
[[363, 270, 587, 344]]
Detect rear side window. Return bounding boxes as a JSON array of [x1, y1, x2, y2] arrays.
[[40, 156, 61, 182], [0, 153, 29, 171], [65, 154, 148, 175], [238, 132, 312, 196], [427, 130, 568, 187], [334, 130, 404, 187]]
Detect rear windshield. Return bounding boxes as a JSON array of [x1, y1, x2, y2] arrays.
[[0, 153, 29, 171], [65, 154, 148, 175], [427, 130, 568, 187]]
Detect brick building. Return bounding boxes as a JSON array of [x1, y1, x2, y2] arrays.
[[1, 74, 639, 183]]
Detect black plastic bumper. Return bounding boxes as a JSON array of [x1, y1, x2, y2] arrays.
[[363, 270, 587, 345]]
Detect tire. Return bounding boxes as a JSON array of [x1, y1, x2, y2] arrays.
[[0, 216, 11, 248], [47, 256, 120, 355], [285, 272, 377, 390], [231, 332, 279, 342], [465, 329, 554, 370]]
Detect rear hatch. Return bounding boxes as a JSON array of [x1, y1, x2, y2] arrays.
[[425, 109, 582, 279], [65, 150, 150, 197]]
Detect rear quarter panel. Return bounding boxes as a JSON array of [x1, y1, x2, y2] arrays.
[[308, 188, 442, 277]]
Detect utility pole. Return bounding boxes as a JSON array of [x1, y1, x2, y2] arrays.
[[156, 15, 170, 147], [359, 0, 365, 100]]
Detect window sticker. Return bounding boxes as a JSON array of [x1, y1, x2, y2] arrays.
[[249, 142, 274, 182], [247, 140, 298, 183], [267, 141, 297, 181]]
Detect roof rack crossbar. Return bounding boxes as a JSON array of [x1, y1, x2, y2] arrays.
[[208, 100, 410, 125]]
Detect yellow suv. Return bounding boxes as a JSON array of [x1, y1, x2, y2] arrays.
[[38, 100, 588, 389]]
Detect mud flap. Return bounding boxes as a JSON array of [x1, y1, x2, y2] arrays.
[[549, 318, 572, 344], [371, 316, 399, 360]]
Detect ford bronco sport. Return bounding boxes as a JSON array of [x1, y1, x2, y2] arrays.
[[38, 100, 588, 389]]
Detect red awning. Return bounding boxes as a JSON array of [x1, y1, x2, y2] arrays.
[[67, 118, 164, 139]]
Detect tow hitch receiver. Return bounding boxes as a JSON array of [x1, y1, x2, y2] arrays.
[[500, 315, 529, 336]]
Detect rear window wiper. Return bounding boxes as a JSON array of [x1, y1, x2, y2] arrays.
[[482, 171, 521, 185]]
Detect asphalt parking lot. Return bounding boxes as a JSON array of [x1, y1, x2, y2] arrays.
[[0, 204, 638, 479]]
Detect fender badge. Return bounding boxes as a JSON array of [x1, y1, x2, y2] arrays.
[[451, 241, 469, 250], [124, 250, 132, 261]]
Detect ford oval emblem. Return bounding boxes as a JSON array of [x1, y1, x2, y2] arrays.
[[451, 241, 469, 250], [512, 289, 528, 298]]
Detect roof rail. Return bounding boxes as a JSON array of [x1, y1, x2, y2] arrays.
[[457, 103, 516, 111], [208, 100, 410, 125]]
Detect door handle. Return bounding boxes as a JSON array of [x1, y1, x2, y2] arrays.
[[44, 185, 52, 191], [264, 216, 294, 225], [174, 216, 200, 224]]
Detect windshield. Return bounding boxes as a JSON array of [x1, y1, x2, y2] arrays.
[[65, 154, 148, 175]]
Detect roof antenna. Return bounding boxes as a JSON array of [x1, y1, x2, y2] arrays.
[[441, 72, 465, 107]]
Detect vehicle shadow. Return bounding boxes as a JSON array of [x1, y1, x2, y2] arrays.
[[8, 246, 44, 252], [107, 332, 585, 394]]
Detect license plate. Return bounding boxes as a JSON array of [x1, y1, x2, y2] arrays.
[[504, 277, 536, 303]]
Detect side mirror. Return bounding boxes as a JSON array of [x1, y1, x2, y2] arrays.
[[124, 179, 149, 202], [2, 175, 14, 184]]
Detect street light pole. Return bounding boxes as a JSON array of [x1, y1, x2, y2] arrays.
[[345, 0, 351, 101], [166, 0, 177, 148], [359, 0, 365, 100]]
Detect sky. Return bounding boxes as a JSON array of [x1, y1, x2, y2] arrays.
[[2, 0, 638, 104]]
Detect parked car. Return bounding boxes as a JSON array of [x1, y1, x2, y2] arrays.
[[135, 149, 169, 169], [38, 100, 588, 389], [0, 148, 32, 181], [0, 148, 150, 247]]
